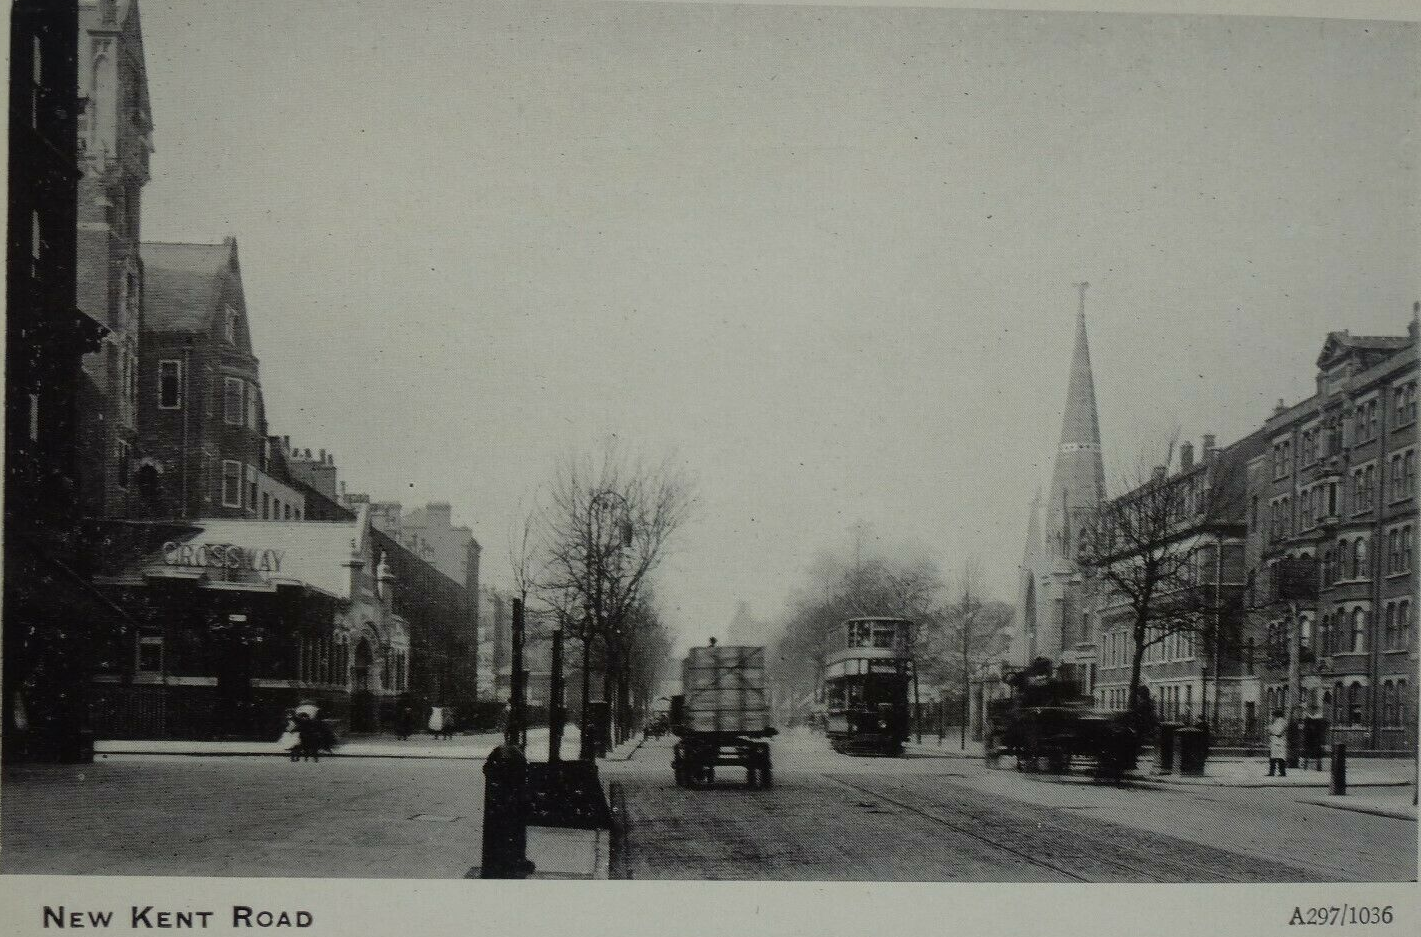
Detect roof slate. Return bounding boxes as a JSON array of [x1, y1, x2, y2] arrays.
[[142, 240, 233, 333]]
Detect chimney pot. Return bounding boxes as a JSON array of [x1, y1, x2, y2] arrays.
[[1203, 434, 1216, 451], [319, 449, 326, 461]]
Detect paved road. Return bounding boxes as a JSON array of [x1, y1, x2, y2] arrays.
[[605, 729, 1417, 882]]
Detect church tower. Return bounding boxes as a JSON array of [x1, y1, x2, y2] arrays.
[[1010, 284, 1107, 669]]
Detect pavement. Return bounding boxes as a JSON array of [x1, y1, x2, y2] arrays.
[[3, 727, 610, 880], [604, 728, 1417, 882], [93, 726, 581, 761]]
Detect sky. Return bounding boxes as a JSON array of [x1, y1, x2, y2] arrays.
[[134, 0, 1420, 650]]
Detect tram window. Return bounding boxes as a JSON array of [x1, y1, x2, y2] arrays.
[[848, 683, 864, 706], [872, 624, 896, 648]]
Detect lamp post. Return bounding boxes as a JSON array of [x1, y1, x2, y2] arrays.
[[548, 620, 565, 762]]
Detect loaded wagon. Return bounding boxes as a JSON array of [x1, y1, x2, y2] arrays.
[[671, 642, 777, 789]]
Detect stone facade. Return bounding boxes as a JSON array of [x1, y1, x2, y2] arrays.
[[75, 0, 152, 517], [1011, 288, 1106, 692]]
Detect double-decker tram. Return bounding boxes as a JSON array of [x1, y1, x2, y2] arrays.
[[821, 616, 915, 755]]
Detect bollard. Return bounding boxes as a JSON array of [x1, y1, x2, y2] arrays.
[[1329, 743, 1347, 796], [1156, 723, 1178, 775], [480, 743, 535, 878]]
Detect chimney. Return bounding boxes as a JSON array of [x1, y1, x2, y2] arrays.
[[1410, 301, 1418, 341], [282, 435, 289, 450], [1204, 434, 1220, 463], [1273, 398, 1287, 416], [319, 449, 326, 462], [1180, 442, 1194, 471], [1153, 465, 1167, 481]]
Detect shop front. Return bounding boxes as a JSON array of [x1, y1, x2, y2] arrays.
[[90, 506, 410, 741]]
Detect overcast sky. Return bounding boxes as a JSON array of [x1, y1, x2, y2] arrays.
[[136, 1, 1419, 647]]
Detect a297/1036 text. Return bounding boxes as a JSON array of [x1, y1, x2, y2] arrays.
[[1290, 906, 1394, 927]]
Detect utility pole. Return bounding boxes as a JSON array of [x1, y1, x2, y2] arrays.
[[508, 597, 526, 749]]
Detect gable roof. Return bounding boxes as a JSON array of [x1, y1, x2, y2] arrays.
[[1317, 330, 1412, 369], [142, 239, 236, 334]]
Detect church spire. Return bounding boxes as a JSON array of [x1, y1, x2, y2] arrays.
[[1046, 283, 1106, 560]]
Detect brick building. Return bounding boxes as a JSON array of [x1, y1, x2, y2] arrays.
[[1251, 314, 1418, 754], [137, 238, 306, 521], [1091, 430, 1264, 738], [75, 0, 153, 517], [5, 0, 134, 763]]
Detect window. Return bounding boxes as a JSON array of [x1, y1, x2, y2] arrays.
[[136, 635, 163, 674], [1355, 538, 1369, 579], [115, 440, 131, 489], [1396, 382, 1417, 427], [1404, 526, 1414, 573], [1351, 608, 1367, 654], [31, 35, 42, 128], [262, 492, 270, 520], [222, 460, 242, 507], [246, 383, 258, 430], [28, 393, 40, 442], [223, 377, 244, 425], [226, 308, 240, 344], [245, 464, 257, 510], [1406, 451, 1416, 497], [1401, 600, 1413, 650], [158, 359, 182, 409], [1347, 682, 1365, 726], [1299, 488, 1313, 530], [1301, 428, 1316, 465]]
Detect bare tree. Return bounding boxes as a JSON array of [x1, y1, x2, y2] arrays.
[[537, 440, 693, 755], [1078, 437, 1221, 723], [937, 559, 1013, 747]]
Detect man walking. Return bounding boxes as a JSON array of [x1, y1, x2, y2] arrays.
[[1267, 708, 1288, 777]]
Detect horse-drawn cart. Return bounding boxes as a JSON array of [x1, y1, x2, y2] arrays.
[[671, 643, 777, 789]]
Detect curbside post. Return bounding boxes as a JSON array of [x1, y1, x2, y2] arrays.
[[481, 743, 534, 878]]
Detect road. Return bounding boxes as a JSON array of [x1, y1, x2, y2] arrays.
[[604, 728, 1417, 882], [2, 727, 1412, 882]]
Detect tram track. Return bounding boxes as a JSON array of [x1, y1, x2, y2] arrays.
[[826, 774, 1285, 883]]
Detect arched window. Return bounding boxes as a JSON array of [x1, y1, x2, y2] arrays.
[[1355, 538, 1368, 578], [1398, 680, 1410, 730], [1347, 682, 1363, 725], [1351, 608, 1367, 653], [1401, 600, 1413, 649], [1383, 681, 1397, 727], [1333, 683, 1345, 724]]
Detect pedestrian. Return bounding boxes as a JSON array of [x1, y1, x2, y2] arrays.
[[278, 709, 300, 761], [293, 711, 322, 762], [429, 705, 452, 740], [1267, 708, 1288, 777]]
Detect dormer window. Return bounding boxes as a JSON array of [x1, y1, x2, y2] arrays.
[[226, 308, 239, 344]]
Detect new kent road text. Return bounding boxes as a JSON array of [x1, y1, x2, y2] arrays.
[[43, 907, 313, 929]]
